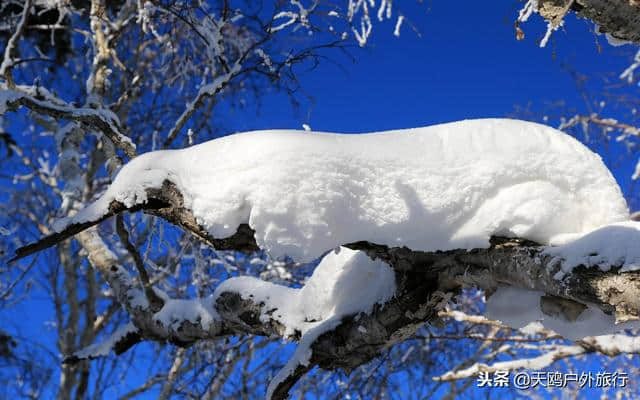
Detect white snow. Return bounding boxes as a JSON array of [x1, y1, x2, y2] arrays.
[[153, 298, 218, 331], [393, 15, 404, 37], [73, 322, 138, 360], [486, 287, 640, 340], [146, 247, 394, 389], [586, 334, 640, 353], [214, 247, 395, 399], [213, 246, 396, 337], [58, 118, 629, 263], [517, 0, 538, 23], [544, 221, 640, 274]]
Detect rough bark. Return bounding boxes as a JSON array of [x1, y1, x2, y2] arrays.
[[11, 180, 259, 262], [539, 0, 640, 44]]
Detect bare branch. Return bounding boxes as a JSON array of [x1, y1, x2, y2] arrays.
[[115, 214, 164, 312]]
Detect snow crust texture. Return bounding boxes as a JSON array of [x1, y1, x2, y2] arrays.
[[62, 118, 628, 262]]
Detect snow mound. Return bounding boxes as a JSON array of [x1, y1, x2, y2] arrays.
[[59, 118, 628, 262], [213, 247, 396, 399], [213, 246, 396, 336]]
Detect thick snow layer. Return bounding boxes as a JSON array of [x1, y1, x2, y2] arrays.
[[213, 247, 396, 399], [58, 118, 628, 262], [544, 221, 640, 275], [214, 247, 394, 400], [213, 246, 396, 336], [486, 287, 640, 340]]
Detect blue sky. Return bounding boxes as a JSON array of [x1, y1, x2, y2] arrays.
[[237, 1, 635, 134]]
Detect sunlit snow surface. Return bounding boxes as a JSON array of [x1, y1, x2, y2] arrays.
[[58, 118, 628, 262]]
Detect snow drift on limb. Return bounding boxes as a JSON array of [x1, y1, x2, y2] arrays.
[[214, 246, 396, 399], [53, 118, 628, 262]]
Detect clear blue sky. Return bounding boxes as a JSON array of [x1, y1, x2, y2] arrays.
[[236, 2, 634, 133]]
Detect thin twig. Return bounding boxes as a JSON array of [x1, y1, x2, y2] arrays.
[[0, 0, 33, 87], [115, 214, 163, 311]]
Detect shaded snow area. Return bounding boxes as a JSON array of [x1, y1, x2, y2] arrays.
[[486, 287, 640, 340], [544, 221, 640, 276], [487, 221, 640, 339], [56, 118, 628, 262], [73, 322, 138, 360], [153, 298, 218, 331], [214, 247, 396, 398]]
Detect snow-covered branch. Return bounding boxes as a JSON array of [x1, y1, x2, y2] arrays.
[[0, 85, 136, 158], [0, 0, 32, 87], [55, 230, 640, 398], [11, 119, 640, 398], [164, 63, 241, 147], [433, 310, 640, 382], [435, 344, 586, 381]]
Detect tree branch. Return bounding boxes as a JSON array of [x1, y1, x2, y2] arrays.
[[115, 214, 164, 312], [0, 0, 32, 87], [11, 180, 258, 262], [1, 86, 136, 158], [537, 0, 640, 44]]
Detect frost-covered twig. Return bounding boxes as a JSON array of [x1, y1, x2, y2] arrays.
[[1, 85, 136, 157], [434, 331, 640, 382], [434, 344, 586, 381], [158, 348, 187, 400], [0, 0, 32, 87], [621, 49, 640, 84], [164, 63, 241, 148], [559, 113, 640, 139]]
